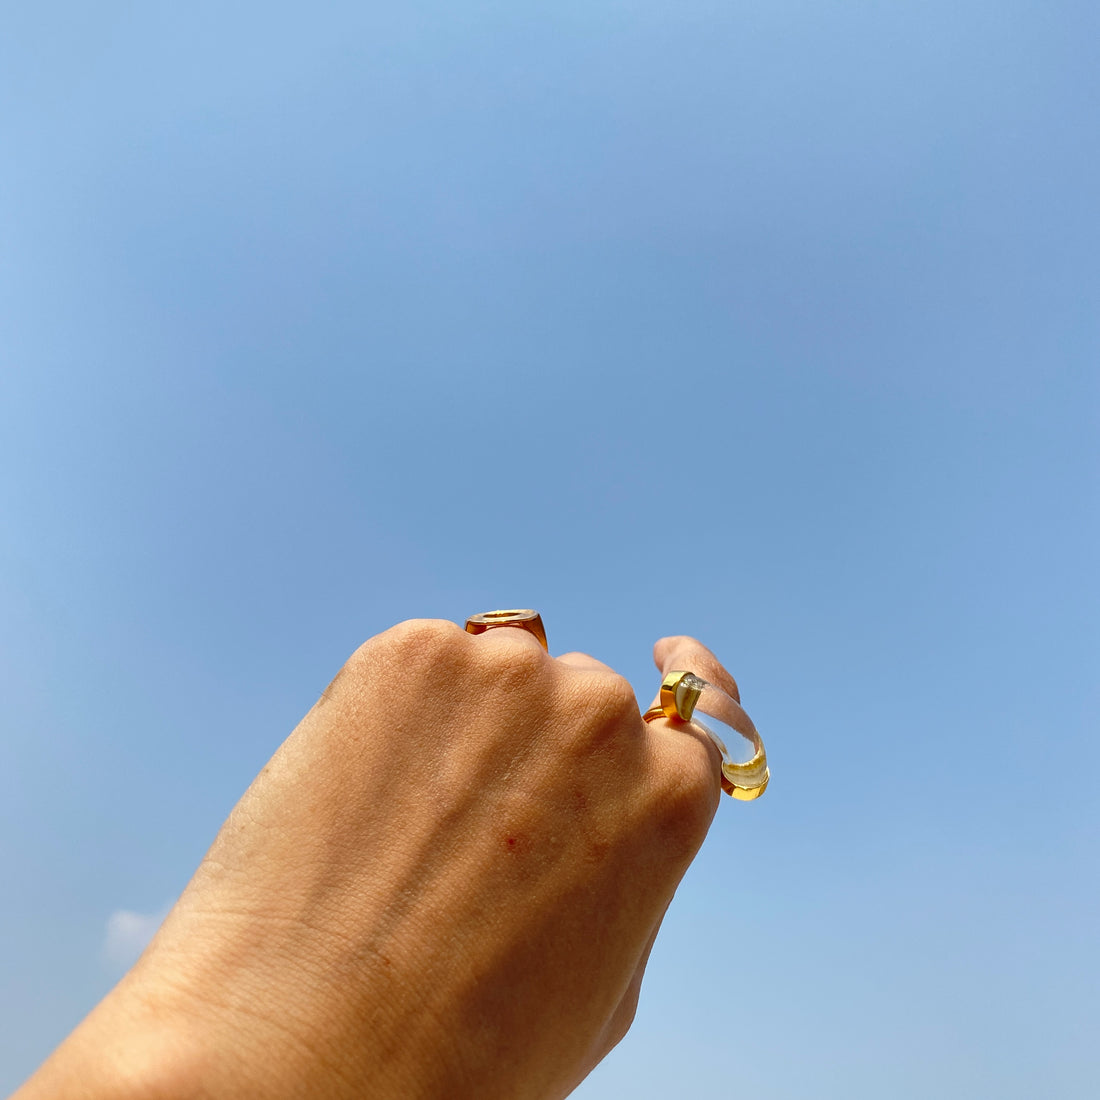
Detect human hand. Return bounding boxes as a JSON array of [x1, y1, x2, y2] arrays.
[[19, 621, 743, 1100]]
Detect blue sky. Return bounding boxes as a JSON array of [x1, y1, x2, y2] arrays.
[[1, 2, 1097, 1095]]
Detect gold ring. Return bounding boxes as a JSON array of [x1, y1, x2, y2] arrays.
[[643, 671, 769, 801], [464, 609, 548, 651]]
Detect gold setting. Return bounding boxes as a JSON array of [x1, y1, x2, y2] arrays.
[[464, 609, 548, 651]]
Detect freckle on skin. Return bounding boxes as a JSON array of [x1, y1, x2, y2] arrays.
[[505, 836, 518, 851]]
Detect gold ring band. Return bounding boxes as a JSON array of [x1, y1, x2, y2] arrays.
[[464, 609, 548, 651]]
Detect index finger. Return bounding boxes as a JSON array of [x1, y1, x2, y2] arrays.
[[648, 635, 740, 713]]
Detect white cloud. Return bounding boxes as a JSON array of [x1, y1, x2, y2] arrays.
[[102, 905, 171, 969]]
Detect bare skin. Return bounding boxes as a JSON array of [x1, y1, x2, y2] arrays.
[[16, 623, 743, 1099]]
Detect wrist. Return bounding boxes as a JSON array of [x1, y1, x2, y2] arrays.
[[14, 976, 214, 1100], [15, 950, 445, 1100]]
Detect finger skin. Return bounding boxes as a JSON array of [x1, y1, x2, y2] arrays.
[[556, 651, 617, 674], [650, 634, 741, 709], [17, 620, 720, 1100]]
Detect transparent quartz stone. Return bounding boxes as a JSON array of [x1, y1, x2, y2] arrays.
[[677, 673, 770, 800]]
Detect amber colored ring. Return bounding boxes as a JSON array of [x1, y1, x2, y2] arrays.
[[643, 670, 769, 801], [464, 609, 548, 651]]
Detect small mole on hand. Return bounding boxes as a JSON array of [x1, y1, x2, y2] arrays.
[[505, 836, 518, 850]]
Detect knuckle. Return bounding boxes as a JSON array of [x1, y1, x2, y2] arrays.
[[474, 633, 546, 689], [562, 672, 640, 749], [602, 674, 640, 718], [377, 618, 466, 668], [385, 617, 463, 654], [347, 619, 464, 681], [484, 629, 544, 663], [581, 673, 640, 726]]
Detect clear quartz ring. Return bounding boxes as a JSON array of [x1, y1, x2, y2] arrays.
[[643, 671, 769, 800]]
